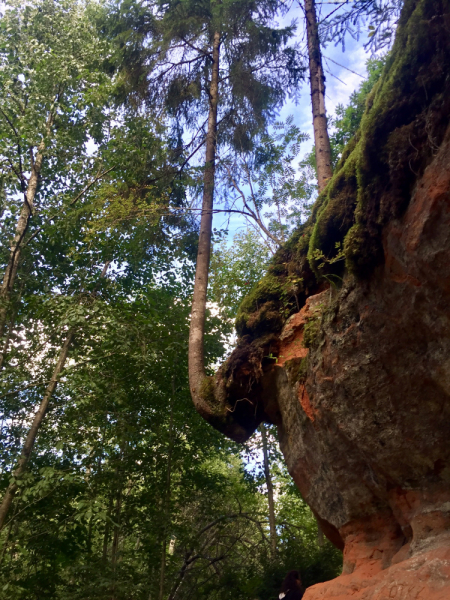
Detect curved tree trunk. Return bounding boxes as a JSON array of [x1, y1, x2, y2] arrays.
[[304, 0, 333, 192], [188, 31, 221, 416]]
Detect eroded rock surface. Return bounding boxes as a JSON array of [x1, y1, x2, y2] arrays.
[[273, 127, 450, 597]]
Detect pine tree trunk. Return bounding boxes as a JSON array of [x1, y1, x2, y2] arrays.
[[188, 31, 220, 416], [261, 425, 277, 558], [0, 328, 74, 531], [304, 0, 333, 192]]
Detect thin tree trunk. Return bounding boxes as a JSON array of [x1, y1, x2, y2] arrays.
[[0, 115, 53, 341], [158, 537, 167, 600], [225, 162, 282, 247], [188, 31, 220, 416], [111, 490, 122, 567], [110, 471, 124, 600], [261, 424, 277, 558], [304, 0, 333, 192], [0, 280, 26, 371], [0, 328, 74, 531], [0, 311, 16, 371], [158, 390, 174, 600], [166, 552, 195, 600], [87, 515, 93, 555], [102, 494, 114, 562], [0, 260, 110, 530]]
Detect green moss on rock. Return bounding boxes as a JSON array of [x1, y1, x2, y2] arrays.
[[343, 223, 383, 276], [307, 0, 450, 276], [303, 318, 321, 350], [307, 167, 358, 277], [286, 356, 309, 384], [236, 273, 285, 336]]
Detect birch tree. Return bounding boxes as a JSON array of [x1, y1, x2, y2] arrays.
[[0, 0, 112, 357]]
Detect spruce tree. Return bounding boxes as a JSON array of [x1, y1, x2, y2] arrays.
[[122, 0, 305, 422]]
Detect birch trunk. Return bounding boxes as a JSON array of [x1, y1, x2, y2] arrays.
[[0, 259, 110, 531], [0, 308, 18, 371], [0, 328, 74, 531], [304, 0, 333, 192], [0, 116, 53, 343], [188, 31, 220, 416]]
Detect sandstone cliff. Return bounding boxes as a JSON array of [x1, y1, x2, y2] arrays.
[[198, 0, 450, 597]]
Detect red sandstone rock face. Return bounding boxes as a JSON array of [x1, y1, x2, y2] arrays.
[[208, 3, 450, 593], [305, 546, 450, 599], [262, 125, 450, 599]]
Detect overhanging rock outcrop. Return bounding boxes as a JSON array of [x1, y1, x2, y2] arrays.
[[196, 0, 450, 597], [274, 139, 450, 597]]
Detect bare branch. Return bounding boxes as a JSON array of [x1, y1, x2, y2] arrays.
[[218, 156, 282, 246]]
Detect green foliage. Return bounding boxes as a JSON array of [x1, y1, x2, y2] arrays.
[[0, 273, 339, 599], [0, 0, 112, 197], [0, 3, 343, 599], [329, 57, 387, 166], [219, 118, 315, 249], [323, 0, 403, 52], [210, 229, 271, 319], [110, 0, 305, 158]]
